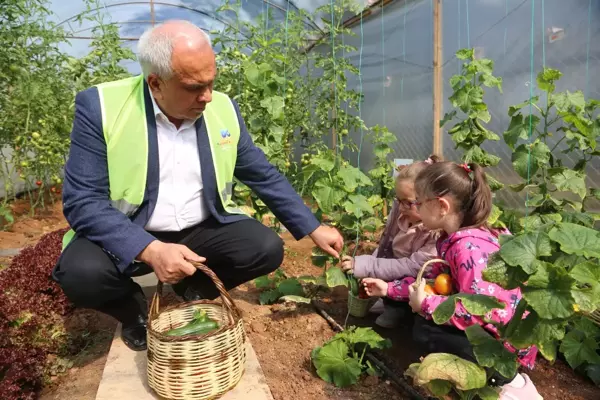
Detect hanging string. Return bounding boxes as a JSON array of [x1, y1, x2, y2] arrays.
[[525, 0, 536, 220], [356, 9, 365, 168], [586, 0, 592, 97], [265, 0, 269, 33], [381, 1, 386, 125], [330, 0, 337, 151], [283, 0, 290, 97], [466, 0, 470, 49]]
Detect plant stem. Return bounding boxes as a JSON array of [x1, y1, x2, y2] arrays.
[[359, 345, 367, 365], [550, 136, 566, 153]]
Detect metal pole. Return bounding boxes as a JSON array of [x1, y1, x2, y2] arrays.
[[150, 0, 155, 26]]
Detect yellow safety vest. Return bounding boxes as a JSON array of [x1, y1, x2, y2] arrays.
[[62, 74, 245, 249]]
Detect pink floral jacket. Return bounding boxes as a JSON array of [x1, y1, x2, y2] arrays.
[[386, 227, 538, 369]]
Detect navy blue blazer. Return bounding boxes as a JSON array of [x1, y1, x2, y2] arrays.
[[61, 80, 319, 272]]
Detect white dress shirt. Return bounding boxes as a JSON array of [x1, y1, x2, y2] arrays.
[[144, 97, 209, 231]]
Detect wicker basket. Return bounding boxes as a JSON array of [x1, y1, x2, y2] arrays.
[[147, 262, 246, 400], [415, 258, 450, 283], [347, 291, 375, 318]]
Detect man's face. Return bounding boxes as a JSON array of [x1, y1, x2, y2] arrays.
[[148, 45, 217, 121]]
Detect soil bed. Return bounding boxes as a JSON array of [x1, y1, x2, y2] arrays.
[[1, 199, 599, 400]]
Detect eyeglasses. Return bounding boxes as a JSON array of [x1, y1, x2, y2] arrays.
[[396, 198, 419, 208]]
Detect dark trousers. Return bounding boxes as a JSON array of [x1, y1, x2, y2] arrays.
[[412, 316, 516, 386], [52, 217, 284, 317]]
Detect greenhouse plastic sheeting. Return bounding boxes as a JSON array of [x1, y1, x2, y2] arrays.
[[49, 0, 600, 209]]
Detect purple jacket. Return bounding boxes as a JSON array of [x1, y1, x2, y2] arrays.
[[353, 200, 439, 281]]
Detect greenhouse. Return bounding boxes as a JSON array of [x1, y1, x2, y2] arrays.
[[1, 1, 600, 399]]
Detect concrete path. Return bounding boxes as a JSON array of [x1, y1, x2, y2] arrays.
[[95, 274, 274, 400]]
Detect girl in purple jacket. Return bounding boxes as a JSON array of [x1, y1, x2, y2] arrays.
[[362, 161, 542, 400], [341, 155, 441, 328]]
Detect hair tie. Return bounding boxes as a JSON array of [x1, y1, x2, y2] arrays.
[[423, 157, 434, 165], [460, 163, 474, 180], [395, 164, 407, 172]]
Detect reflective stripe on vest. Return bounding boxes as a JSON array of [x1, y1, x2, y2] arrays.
[[62, 75, 246, 250]]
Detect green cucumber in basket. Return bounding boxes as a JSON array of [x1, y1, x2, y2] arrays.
[[165, 308, 220, 336]]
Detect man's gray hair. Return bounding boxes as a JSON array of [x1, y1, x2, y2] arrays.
[[137, 20, 212, 79]]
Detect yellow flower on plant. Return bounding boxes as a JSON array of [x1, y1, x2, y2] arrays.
[[573, 304, 581, 312]]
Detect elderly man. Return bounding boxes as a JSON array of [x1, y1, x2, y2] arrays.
[[52, 20, 343, 351]]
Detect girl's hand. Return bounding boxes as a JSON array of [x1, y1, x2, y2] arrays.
[[341, 255, 354, 273], [361, 278, 388, 297], [408, 279, 429, 314]]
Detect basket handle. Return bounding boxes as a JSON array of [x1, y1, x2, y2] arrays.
[[149, 261, 240, 320], [415, 258, 450, 283]]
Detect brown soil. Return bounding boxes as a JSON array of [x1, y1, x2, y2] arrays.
[[1, 197, 599, 400]]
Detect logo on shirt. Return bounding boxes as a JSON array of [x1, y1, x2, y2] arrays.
[[218, 128, 233, 146]]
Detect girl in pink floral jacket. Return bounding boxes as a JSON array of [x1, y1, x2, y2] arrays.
[[362, 161, 542, 400]]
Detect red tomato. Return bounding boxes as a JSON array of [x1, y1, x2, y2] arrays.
[[36, 180, 42, 186]]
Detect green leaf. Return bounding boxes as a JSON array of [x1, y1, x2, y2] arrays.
[[519, 214, 562, 231], [512, 141, 551, 179], [474, 386, 500, 400], [498, 231, 552, 273], [311, 247, 332, 267], [269, 125, 284, 144], [537, 67, 562, 93], [559, 331, 600, 369], [312, 179, 346, 214], [312, 340, 362, 388], [585, 364, 600, 386], [548, 168, 587, 199], [279, 295, 311, 304], [456, 48, 475, 60], [472, 108, 492, 123], [552, 90, 586, 113], [277, 278, 305, 297], [310, 153, 336, 172], [409, 353, 487, 391], [538, 340, 559, 361], [450, 84, 484, 113], [503, 114, 538, 150], [450, 75, 464, 89], [336, 326, 392, 350], [465, 325, 518, 379], [440, 110, 457, 127], [522, 262, 576, 319], [298, 275, 320, 284], [254, 275, 273, 289], [426, 380, 453, 397], [336, 165, 372, 192], [481, 254, 528, 290], [260, 96, 284, 120], [570, 262, 600, 312], [480, 74, 503, 92], [259, 289, 282, 305], [432, 294, 506, 325], [325, 266, 348, 288], [243, 61, 261, 86], [505, 310, 566, 350], [548, 222, 600, 258], [487, 175, 505, 191], [508, 97, 539, 117], [343, 194, 374, 218], [487, 204, 502, 225]]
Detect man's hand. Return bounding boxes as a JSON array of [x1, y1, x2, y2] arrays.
[[138, 241, 206, 284], [309, 225, 343, 259]]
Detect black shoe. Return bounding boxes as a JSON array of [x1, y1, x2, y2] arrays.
[[98, 284, 149, 351], [121, 313, 147, 351], [173, 279, 206, 301]]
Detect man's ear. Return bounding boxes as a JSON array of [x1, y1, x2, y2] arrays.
[[438, 197, 452, 217], [147, 74, 163, 99]]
